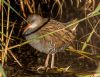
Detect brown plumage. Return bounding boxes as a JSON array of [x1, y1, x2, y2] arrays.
[[23, 14, 78, 69]]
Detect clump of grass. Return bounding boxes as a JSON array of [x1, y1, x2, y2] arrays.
[[0, 0, 100, 77]]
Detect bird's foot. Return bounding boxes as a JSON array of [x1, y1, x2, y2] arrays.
[[50, 66, 58, 72], [37, 66, 49, 73], [37, 66, 58, 73], [51, 66, 57, 69]]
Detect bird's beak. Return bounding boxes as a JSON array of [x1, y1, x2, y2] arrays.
[[23, 23, 31, 34]]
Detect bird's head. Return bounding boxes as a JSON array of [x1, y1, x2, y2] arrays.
[[23, 14, 48, 35]]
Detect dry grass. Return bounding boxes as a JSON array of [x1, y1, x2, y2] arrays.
[[0, 0, 100, 77]]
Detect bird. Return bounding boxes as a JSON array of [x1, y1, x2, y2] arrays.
[[23, 14, 78, 69]]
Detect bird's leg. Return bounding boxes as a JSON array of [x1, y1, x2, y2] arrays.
[[51, 53, 55, 68], [37, 54, 50, 71], [45, 54, 50, 67]]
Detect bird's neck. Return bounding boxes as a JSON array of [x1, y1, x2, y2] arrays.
[[24, 18, 49, 36]]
